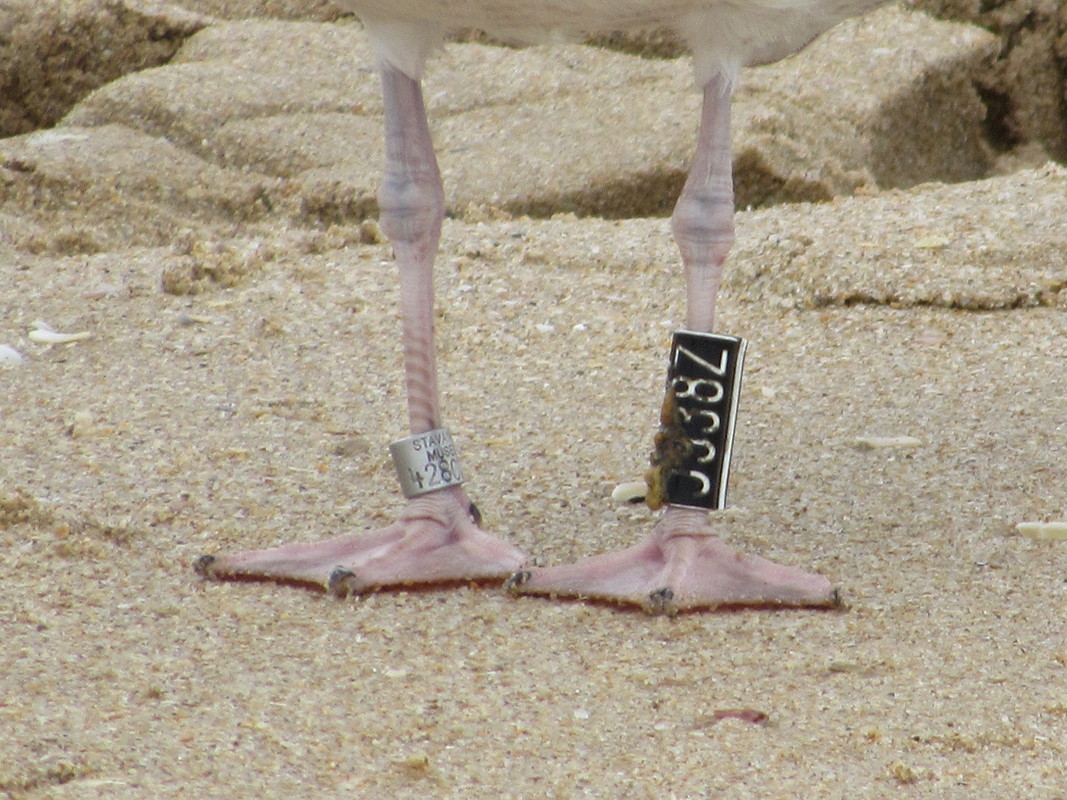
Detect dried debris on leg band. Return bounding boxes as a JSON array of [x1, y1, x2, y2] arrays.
[[390, 427, 465, 498], [645, 331, 747, 511]]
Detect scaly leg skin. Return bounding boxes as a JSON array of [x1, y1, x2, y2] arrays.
[[196, 61, 526, 595], [508, 71, 837, 614]]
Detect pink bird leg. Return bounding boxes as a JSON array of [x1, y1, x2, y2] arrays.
[[196, 65, 526, 593], [198, 61, 834, 613], [506, 74, 837, 613]]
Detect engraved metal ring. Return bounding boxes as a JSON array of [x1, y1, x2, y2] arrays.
[[390, 427, 465, 498]]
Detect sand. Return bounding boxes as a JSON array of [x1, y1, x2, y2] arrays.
[[1, 1, 1065, 798]]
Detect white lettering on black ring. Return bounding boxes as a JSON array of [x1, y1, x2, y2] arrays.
[[390, 428, 465, 498], [647, 331, 747, 511]]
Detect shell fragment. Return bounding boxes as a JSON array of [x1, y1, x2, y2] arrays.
[[28, 324, 91, 345], [853, 435, 923, 450], [1016, 521, 1067, 541], [0, 344, 24, 363], [611, 480, 648, 504]]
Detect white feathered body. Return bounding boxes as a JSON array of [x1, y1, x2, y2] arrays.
[[333, 0, 889, 82]]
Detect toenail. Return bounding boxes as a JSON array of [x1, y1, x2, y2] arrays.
[[328, 566, 357, 598], [468, 501, 482, 526], [504, 570, 531, 590], [193, 554, 216, 577]]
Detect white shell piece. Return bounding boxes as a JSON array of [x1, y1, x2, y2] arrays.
[[0, 344, 24, 363], [28, 329, 91, 344], [1016, 522, 1067, 541], [611, 480, 648, 504]]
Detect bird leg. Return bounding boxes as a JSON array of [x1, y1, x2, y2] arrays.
[[507, 72, 836, 613], [196, 64, 525, 594]]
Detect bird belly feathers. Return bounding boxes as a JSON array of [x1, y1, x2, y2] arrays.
[[335, 0, 889, 82]]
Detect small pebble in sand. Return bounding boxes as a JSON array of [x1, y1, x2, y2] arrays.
[[914, 235, 950, 250], [888, 761, 920, 784], [852, 435, 923, 450], [710, 708, 769, 725], [176, 312, 214, 326], [1015, 521, 1067, 541], [913, 329, 948, 346], [68, 410, 96, 438]]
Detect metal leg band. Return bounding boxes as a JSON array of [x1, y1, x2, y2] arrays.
[[645, 330, 747, 511], [390, 427, 465, 498]]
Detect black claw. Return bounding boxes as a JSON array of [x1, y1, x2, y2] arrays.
[[468, 501, 482, 527], [829, 587, 848, 610], [193, 554, 216, 578], [504, 570, 531, 592], [646, 587, 675, 615], [327, 566, 357, 598]]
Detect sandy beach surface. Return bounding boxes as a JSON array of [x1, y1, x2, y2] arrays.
[[2, 1, 1066, 797]]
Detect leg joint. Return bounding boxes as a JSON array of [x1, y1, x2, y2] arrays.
[[671, 186, 735, 253], [378, 165, 445, 246]]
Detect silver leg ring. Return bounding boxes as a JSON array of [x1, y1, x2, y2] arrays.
[[390, 427, 465, 498]]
